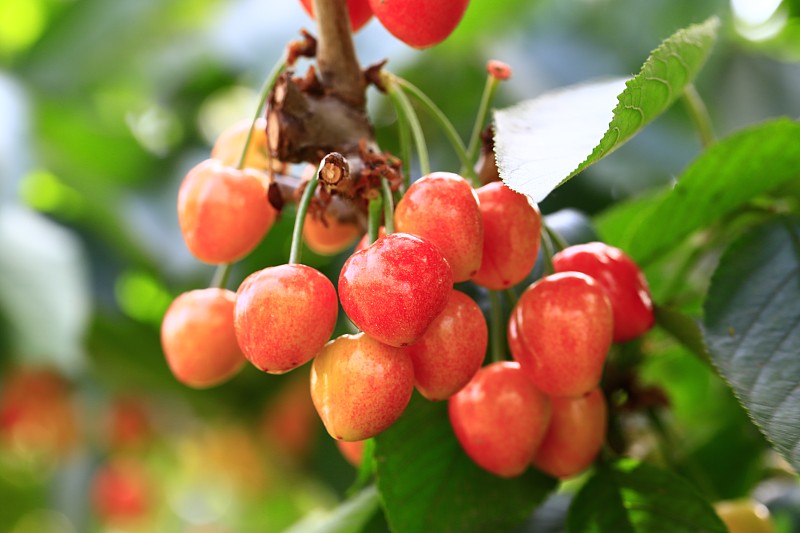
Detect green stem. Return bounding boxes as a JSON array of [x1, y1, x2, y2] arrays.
[[504, 288, 518, 308], [381, 177, 395, 234], [391, 75, 476, 184], [544, 224, 569, 251], [210, 263, 232, 289], [385, 75, 430, 181], [682, 84, 715, 149], [540, 228, 555, 275], [462, 75, 499, 175], [367, 193, 383, 244], [288, 178, 318, 265], [236, 56, 287, 169], [488, 290, 505, 362]]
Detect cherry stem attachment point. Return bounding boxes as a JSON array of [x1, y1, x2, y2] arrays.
[[236, 56, 287, 170], [463, 75, 500, 176], [488, 290, 506, 363]]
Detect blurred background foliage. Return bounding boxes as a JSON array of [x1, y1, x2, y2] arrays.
[[0, 0, 798, 531]]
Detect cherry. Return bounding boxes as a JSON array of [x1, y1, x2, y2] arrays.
[[161, 288, 246, 388], [300, 0, 373, 32], [211, 117, 286, 173], [260, 374, 318, 463], [91, 458, 151, 524], [303, 211, 362, 255], [338, 232, 452, 347], [509, 272, 613, 397], [178, 159, 276, 264], [235, 264, 338, 374], [369, 0, 469, 49], [336, 439, 365, 467], [472, 181, 542, 290], [552, 242, 654, 342], [533, 387, 607, 479], [407, 289, 488, 401], [355, 225, 386, 252], [394, 172, 483, 282], [448, 361, 551, 477], [106, 396, 151, 451], [311, 332, 414, 441]]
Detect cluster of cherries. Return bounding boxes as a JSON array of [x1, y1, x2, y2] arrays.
[[161, 106, 655, 479], [299, 0, 469, 48]]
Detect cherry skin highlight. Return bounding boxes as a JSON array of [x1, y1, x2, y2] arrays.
[[160, 288, 246, 388], [300, 0, 373, 32], [235, 264, 338, 374], [338, 232, 453, 347], [310, 333, 415, 441], [408, 289, 488, 401], [509, 272, 613, 397], [472, 181, 542, 290], [369, 0, 469, 49], [394, 172, 483, 282], [448, 361, 551, 477], [533, 387, 607, 479], [178, 159, 276, 264], [552, 242, 654, 342]]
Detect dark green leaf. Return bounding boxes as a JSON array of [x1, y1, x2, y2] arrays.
[[703, 216, 800, 473], [567, 460, 728, 533], [495, 17, 719, 202], [624, 119, 800, 263], [375, 393, 556, 533]]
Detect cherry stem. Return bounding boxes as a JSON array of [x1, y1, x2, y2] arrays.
[[463, 75, 500, 176], [367, 192, 383, 245], [543, 224, 569, 251], [347, 438, 377, 496], [540, 227, 556, 275], [488, 290, 506, 363], [384, 74, 430, 184], [381, 177, 395, 234], [504, 288, 518, 308], [210, 263, 232, 289], [682, 83, 715, 149], [396, 107, 412, 190], [236, 56, 287, 170], [288, 174, 320, 265], [391, 75, 477, 184]]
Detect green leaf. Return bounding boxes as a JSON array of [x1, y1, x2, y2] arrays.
[[494, 17, 719, 203], [624, 119, 800, 264], [282, 485, 380, 533], [375, 393, 557, 533], [567, 460, 728, 533], [703, 216, 800, 473]]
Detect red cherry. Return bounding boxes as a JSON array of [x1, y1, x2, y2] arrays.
[[299, 0, 373, 32], [91, 458, 151, 524], [336, 439, 365, 467], [311, 333, 415, 441], [448, 361, 551, 477], [533, 387, 607, 479], [338, 233, 452, 347], [161, 288, 246, 388], [408, 289, 487, 401], [509, 272, 613, 398], [260, 374, 319, 463], [552, 242, 654, 342], [235, 264, 338, 374], [394, 172, 483, 282], [369, 0, 469, 48], [472, 181, 542, 290], [178, 159, 276, 264]]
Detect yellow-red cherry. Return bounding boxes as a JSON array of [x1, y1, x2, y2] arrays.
[[472, 181, 542, 290], [211, 117, 286, 173], [448, 361, 551, 478], [408, 289, 488, 401], [235, 264, 337, 374], [338, 232, 452, 347], [509, 272, 613, 397], [311, 333, 414, 441], [300, 0, 373, 32], [160, 288, 246, 388], [394, 172, 483, 283], [369, 0, 469, 49]]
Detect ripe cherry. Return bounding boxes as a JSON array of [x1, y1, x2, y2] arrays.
[[448, 361, 551, 477], [91, 458, 152, 524], [533, 387, 607, 478], [235, 264, 338, 374], [337, 439, 365, 467], [394, 172, 483, 282], [300, 0, 373, 32], [472, 181, 541, 290], [260, 374, 319, 463], [509, 272, 613, 398], [369, 0, 469, 48], [211, 117, 286, 173], [311, 333, 415, 441], [338, 233, 452, 347], [178, 159, 276, 264], [552, 242, 654, 342], [303, 211, 362, 255], [407, 289, 488, 401], [161, 288, 246, 388]]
